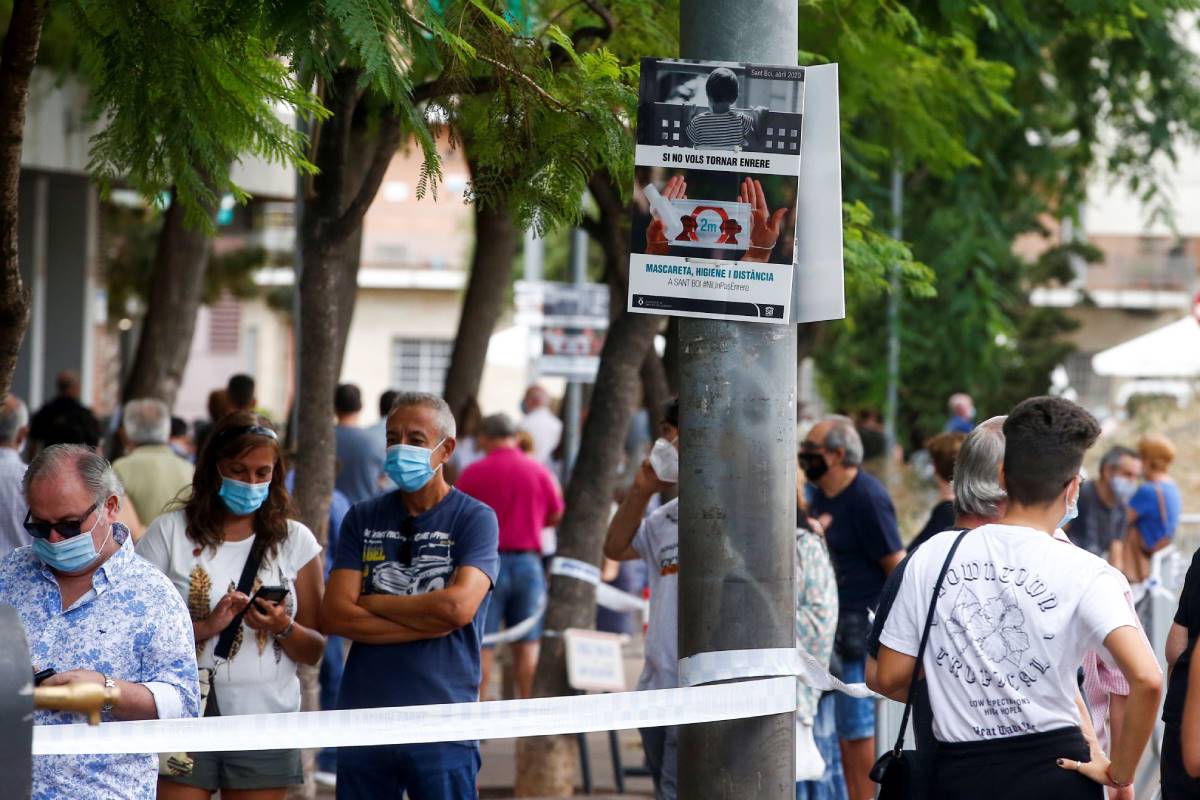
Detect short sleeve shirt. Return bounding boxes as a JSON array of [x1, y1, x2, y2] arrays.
[[633, 498, 679, 691], [795, 529, 838, 721], [332, 489, 499, 716], [879, 524, 1137, 743], [1129, 479, 1182, 549], [136, 510, 322, 716], [1069, 481, 1128, 556], [811, 470, 903, 612], [455, 447, 564, 552], [686, 111, 754, 150]]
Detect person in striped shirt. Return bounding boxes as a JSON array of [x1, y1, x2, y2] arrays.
[[686, 67, 755, 150]]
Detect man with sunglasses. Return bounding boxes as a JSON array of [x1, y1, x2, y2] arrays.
[[0, 444, 199, 799]]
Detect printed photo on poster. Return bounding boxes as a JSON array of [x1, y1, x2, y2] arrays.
[[628, 57, 805, 324], [637, 58, 805, 158]]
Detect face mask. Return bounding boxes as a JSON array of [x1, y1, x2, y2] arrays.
[[649, 437, 679, 483], [385, 439, 446, 492], [32, 511, 110, 573], [219, 476, 271, 516], [799, 452, 829, 484], [1110, 475, 1138, 505], [1057, 483, 1080, 530]]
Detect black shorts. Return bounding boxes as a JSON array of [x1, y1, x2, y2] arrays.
[[933, 727, 1101, 800], [162, 748, 303, 791]]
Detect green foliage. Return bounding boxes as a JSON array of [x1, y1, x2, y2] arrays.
[[809, 0, 1200, 445]]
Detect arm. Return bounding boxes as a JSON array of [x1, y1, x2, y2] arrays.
[[40, 670, 161, 721], [1184, 641, 1200, 777], [603, 460, 667, 561], [871, 644, 917, 703], [1167, 622, 1190, 674], [357, 566, 492, 636], [1064, 625, 1163, 787], [320, 569, 442, 644], [879, 549, 907, 576], [243, 555, 326, 666]]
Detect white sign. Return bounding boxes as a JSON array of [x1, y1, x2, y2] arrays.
[[627, 57, 806, 323], [515, 281, 609, 381], [564, 628, 627, 693]]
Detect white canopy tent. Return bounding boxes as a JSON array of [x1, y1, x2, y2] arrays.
[[1092, 316, 1200, 378]]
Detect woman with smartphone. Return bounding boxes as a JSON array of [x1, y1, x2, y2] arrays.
[[137, 411, 326, 800]]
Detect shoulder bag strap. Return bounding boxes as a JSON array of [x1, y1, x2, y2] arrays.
[[1153, 482, 1168, 527], [213, 541, 266, 662], [890, 528, 969, 756]]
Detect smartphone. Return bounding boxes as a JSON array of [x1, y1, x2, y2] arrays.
[[33, 668, 55, 686], [251, 585, 289, 605]]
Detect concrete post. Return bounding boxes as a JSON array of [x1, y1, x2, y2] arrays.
[[677, 1, 798, 795]]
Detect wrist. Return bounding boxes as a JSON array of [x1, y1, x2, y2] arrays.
[[1105, 766, 1131, 788], [274, 617, 295, 639]]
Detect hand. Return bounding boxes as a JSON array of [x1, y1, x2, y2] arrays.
[[645, 175, 687, 255], [632, 458, 672, 496], [738, 176, 788, 262], [244, 596, 291, 636], [40, 669, 105, 688], [198, 589, 249, 640], [1056, 753, 1114, 787]]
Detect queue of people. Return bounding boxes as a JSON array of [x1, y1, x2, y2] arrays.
[[0, 374, 1195, 800]]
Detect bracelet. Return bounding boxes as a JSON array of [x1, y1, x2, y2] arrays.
[[100, 674, 116, 712], [274, 619, 295, 640], [1105, 766, 1132, 788], [748, 244, 774, 251]]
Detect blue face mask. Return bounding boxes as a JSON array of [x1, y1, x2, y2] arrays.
[[32, 511, 111, 573], [385, 439, 446, 492], [219, 476, 271, 516]]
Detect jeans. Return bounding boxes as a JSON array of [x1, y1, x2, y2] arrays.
[[834, 658, 875, 741], [336, 742, 480, 800], [796, 692, 849, 800], [639, 725, 678, 800], [317, 635, 344, 773], [484, 552, 546, 642]]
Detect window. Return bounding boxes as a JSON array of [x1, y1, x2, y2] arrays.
[[391, 338, 453, 394]]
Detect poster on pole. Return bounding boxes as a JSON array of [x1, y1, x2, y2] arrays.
[[627, 58, 804, 324], [515, 280, 610, 381]]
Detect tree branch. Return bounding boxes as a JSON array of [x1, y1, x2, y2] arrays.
[[324, 110, 403, 247]]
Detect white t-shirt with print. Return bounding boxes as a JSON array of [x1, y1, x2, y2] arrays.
[[633, 497, 679, 691], [136, 509, 322, 716], [878, 523, 1136, 743]]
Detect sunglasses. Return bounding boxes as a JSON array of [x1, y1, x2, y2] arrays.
[[24, 501, 100, 540]]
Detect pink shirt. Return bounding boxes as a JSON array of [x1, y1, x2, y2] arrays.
[[455, 446, 564, 552]]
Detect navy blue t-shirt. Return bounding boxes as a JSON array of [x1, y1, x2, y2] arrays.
[[811, 470, 902, 612], [333, 488, 499, 719]]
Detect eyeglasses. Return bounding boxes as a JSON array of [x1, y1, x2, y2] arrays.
[[24, 501, 100, 540]]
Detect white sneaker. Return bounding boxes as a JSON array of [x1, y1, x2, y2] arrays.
[[315, 771, 337, 788]]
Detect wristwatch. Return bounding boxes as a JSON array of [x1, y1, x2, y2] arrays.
[[101, 674, 116, 712]]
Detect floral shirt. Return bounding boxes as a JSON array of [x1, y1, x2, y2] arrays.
[[795, 528, 838, 722], [0, 524, 199, 800]]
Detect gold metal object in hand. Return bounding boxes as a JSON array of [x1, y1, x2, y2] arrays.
[[34, 682, 120, 725]]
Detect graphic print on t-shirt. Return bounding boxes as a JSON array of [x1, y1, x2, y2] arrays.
[[657, 542, 678, 576], [362, 527, 455, 596], [947, 585, 1030, 669]]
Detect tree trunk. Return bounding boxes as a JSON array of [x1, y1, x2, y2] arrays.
[[122, 185, 219, 406], [288, 68, 400, 800], [640, 345, 670, 427], [662, 315, 680, 393], [514, 309, 662, 797], [440, 159, 518, 423], [515, 169, 662, 795], [0, 0, 48, 399], [332, 223, 363, 379]]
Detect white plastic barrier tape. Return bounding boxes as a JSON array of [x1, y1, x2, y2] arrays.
[[32, 677, 797, 755], [679, 647, 878, 699], [549, 556, 602, 585]]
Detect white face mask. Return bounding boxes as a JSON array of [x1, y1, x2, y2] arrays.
[[649, 437, 679, 483]]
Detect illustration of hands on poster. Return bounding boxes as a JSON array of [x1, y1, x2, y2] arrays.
[[628, 57, 805, 324]]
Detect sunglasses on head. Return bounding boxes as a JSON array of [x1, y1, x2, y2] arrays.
[[24, 500, 100, 540]]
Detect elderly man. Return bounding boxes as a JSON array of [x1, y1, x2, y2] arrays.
[[457, 412, 564, 700], [112, 398, 194, 528], [944, 392, 976, 434], [321, 392, 499, 799], [0, 444, 198, 799], [0, 394, 30, 556], [1068, 445, 1141, 567], [517, 384, 562, 467], [800, 414, 905, 800]]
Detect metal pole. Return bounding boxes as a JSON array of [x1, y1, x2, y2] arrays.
[[561, 225, 587, 482], [677, 2, 797, 796], [289, 110, 308, 448], [883, 156, 902, 472]]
